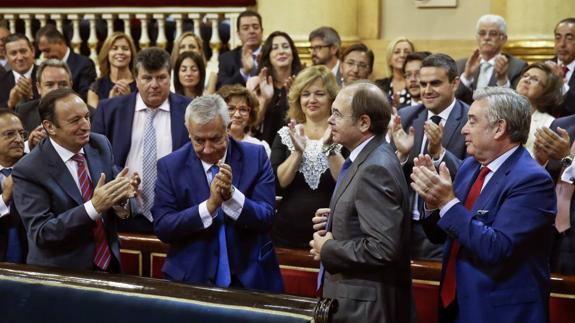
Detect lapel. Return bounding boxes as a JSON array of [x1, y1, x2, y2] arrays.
[[569, 69, 575, 88], [411, 106, 428, 159], [84, 139, 104, 188], [168, 93, 187, 151], [442, 100, 465, 147], [186, 144, 210, 201], [226, 138, 243, 189], [43, 139, 83, 205], [118, 93, 137, 164], [330, 135, 384, 209]]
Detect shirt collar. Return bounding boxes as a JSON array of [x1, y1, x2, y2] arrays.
[[200, 150, 228, 174], [427, 98, 456, 122], [49, 137, 85, 164], [12, 65, 34, 83], [63, 47, 71, 63], [135, 93, 170, 112], [349, 135, 375, 162], [332, 59, 341, 76], [484, 145, 519, 173], [480, 55, 498, 66]]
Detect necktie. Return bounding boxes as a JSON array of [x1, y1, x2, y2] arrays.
[[210, 165, 231, 288], [1, 168, 21, 263], [476, 61, 493, 89], [561, 65, 569, 79], [555, 180, 574, 233], [317, 158, 353, 290], [141, 108, 158, 222], [71, 154, 112, 271], [440, 166, 490, 308]]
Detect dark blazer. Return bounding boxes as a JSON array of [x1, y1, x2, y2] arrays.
[[0, 65, 40, 108], [12, 133, 124, 271], [547, 115, 575, 274], [15, 99, 96, 133], [455, 54, 527, 104], [425, 147, 556, 323], [91, 92, 191, 167], [557, 62, 575, 117], [0, 182, 27, 263], [152, 138, 283, 293], [320, 136, 413, 322], [66, 50, 97, 101], [217, 47, 247, 89]]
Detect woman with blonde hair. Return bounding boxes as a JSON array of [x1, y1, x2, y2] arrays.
[[171, 31, 217, 94], [375, 37, 414, 109], [270, 65, 344, 249], [87, 32, 137, 107]]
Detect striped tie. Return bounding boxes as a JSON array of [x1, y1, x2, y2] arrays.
[[71, 154, 112, 271], [141, 108, 158, 221]]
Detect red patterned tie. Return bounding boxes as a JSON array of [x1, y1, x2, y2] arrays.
[[441, 166, 490, 308], [71, 154, 112, 271]]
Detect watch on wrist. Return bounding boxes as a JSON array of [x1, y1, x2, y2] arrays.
[[561, 154, 574, 168], [322, 143, 338, 157]]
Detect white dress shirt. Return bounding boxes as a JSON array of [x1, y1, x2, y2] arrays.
[[460, 55, 511, 88], [12, 66, 34, 84]]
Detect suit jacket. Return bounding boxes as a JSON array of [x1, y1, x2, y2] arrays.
[[15, 98, 96, 133], [152, 138, 283, 293], [557, 60, 575, 117], [217, 47, 247, 89], [455, 54, 527, 104], [547, 115, 575, 274], [12, 133, 124, 271], [0, 181, 27, 263], [67, 50, 97, 101], [426, 147, 556, 323], [91, 92, 191, 168], [321, 136, 413, 322], [0, 65, 40, 108]]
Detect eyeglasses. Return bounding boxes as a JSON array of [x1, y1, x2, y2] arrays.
[[343, 60, 369, 72], [330, 110, 354, 120], [477, 30, 503, 38], [1, 129, 27, 140], [308, 44, 332, 52], [228, 105, 251, 116], [520, 73, 545, 86]]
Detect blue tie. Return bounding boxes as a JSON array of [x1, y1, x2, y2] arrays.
[[141, 108, 158, 221], [1, 168, 22, 263], [210, 165, 231, 287], [317, 158, 353, 290]]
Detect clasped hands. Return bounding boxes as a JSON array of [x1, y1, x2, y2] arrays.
[[309, 208, 333, 261], [206, 162, 234, 215], [410, 155, 455, 210], [91, 168, 140, 215]]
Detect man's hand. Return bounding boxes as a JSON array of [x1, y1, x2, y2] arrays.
[[424, 120, 444, 159], [389, 114, 414, 160], [463, 48, 481, 80], [240, 45, 256, 75], [494, 54, 509, 86], [214, 163, 233, 201], [7, 77, 33, 109], [128, 171, 141, 198], [312, 208, 330, 235], [534, 127, 570, 162], [410, 161, 455, 210], [309, 231, 333, 261], [2, 175, 13, 204], [91, 170, 132, 214], [28, 125, 47, 151]]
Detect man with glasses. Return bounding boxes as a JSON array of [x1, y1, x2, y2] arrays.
[[92, 47, 191, 233], [0, 111, 27, 264], [152, 95, 283, 293], [390, 54, 469, 261], [455, 15, 526, 104], [339, 43, 373, 86], [309, 26, 343, 85]]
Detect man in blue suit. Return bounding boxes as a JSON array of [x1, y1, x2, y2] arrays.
[[390, 53, 469, 261], [92, 47, 191, 233], [411, 87, 556, 323], [152, 95, 283, 293]]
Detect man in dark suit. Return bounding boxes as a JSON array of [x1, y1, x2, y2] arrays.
[[553, 18, 575, 117], [152, 95, 283, 293], [216, 10, 263, 89], [92, 47, 191, 233], [36, 25, 97, 101], [390, 53, 469, 261], [310, 82, 413, 322], [412, 87, 556, 323], [455, 15, 527, 104], [13, 88, 135, 272], [0, 111, 27, 263], [0, 33, 39, 110], [0, 26, 11, 73], [309, 26, 343, 86]]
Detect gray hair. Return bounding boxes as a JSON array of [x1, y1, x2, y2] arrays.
[[476, 14, 507, 35], [184, 94, 230, 129], [473, 87, 531, 144], [309, 26, 341, 50], [36, 59, 72, 84]]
